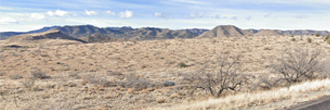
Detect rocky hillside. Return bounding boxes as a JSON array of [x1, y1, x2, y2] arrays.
[[80, 33, 127, 43], [184, 28, 209, 35], [198, 25, 252, 38]]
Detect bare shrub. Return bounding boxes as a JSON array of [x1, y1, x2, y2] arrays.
[[256, 75, 283, 90], [120, 73, 151, 89], [20, 78, 35, 88], [182, 54, 246, 97], [9, 75, 23, 80], [85, 75, 116, 87], [30, 68, 50, 79], [320, 59, 330, 78], [273, 49, 323, 86]]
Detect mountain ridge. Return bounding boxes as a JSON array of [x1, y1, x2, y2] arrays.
[[1, 25, 330, 40]]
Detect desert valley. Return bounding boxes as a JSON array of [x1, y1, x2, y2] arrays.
[[0, 25, 330, 110]]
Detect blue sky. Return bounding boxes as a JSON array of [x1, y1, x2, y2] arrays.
[[1, 0, 330, 32]]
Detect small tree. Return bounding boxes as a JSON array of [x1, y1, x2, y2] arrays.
[[182, 54, 246, 97], [273, 49, 322, 86], [315, 33, 320, 37], [307, 38, 312, 43]]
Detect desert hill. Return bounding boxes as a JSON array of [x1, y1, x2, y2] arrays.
[[6, 30, 86, 43], [80, 33, 127, 43], [1, 30, 86, 47], [0, 26, 60, 40], [198, 25, 252, 38], [254, 30, 282, 36], [184, 28, 209, 35]]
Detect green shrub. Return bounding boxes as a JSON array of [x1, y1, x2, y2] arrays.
[[315, 33, 320, 37], [327, 39, 330, 45], [291, 38, 296, 41], [325, 35, 330, 41], [307, 38, 312, 43]]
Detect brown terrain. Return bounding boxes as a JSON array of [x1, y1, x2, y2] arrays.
[[198, 25, 252, 38], [0, 25, 330, 110], [254, 30, 282, 36]]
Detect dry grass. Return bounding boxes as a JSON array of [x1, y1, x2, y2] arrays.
[[153, 78, 330, 110]]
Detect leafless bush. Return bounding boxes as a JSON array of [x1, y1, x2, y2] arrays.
[[20, 78, 35, 88], [255, 75, 283, 90], [182, 54, 247, 97], [85, 75, 116, 87], [9, 75, 23, 80], [120, 73, 151, 89], [30, 68, 50, 79], [273, 49, 323, 86], [320, 59, 330, 78]]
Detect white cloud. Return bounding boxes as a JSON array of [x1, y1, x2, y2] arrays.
[[119, 10, 134, 18], [154, 12, 166, 18], [231, 16, 238, 20], [47, 10, 74, 17], [0, 18, 18, 24], [264, 13, 272, 18], [215, 14, 227, 19], [85, 10, 98, 16], [29, 13, 45, 21], [106, 11, 115, 15], [0, 6, 13, 10], [189, 12, 204, 18], [246, 15, 252, 20]]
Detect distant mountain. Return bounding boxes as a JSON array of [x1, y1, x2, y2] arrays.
[[244, 29, 259, 34], [6, 30, 86, 43], [56, 25, 197, 40], [80, 33, 127, 43], [198, 25, 252, 38], [275, 30, 330, 36], [184, 28, 210, 35], [254, 30, 281, 36], [245, 29, 330, 36], [2, 25, 330, 41], [0, 26, 61, 40]]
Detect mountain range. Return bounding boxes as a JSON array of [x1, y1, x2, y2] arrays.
[[1, 25, 330, 42]]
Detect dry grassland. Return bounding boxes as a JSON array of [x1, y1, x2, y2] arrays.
[[0, 35, 329, 110]]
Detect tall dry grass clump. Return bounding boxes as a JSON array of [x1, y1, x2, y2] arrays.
[[153, 78, 330, 110]]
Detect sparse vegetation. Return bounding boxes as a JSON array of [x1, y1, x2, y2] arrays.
[[273, 49, 322, 86], [182, 54, 246, 97], [325, 35, 330, 41], [307, 38, 312, 43], [1, 35, 329, 110], [30, 68, 50, 79], [315, 33, 320, 37]]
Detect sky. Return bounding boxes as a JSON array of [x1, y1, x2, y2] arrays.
[[0, 0, 330, 32]]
